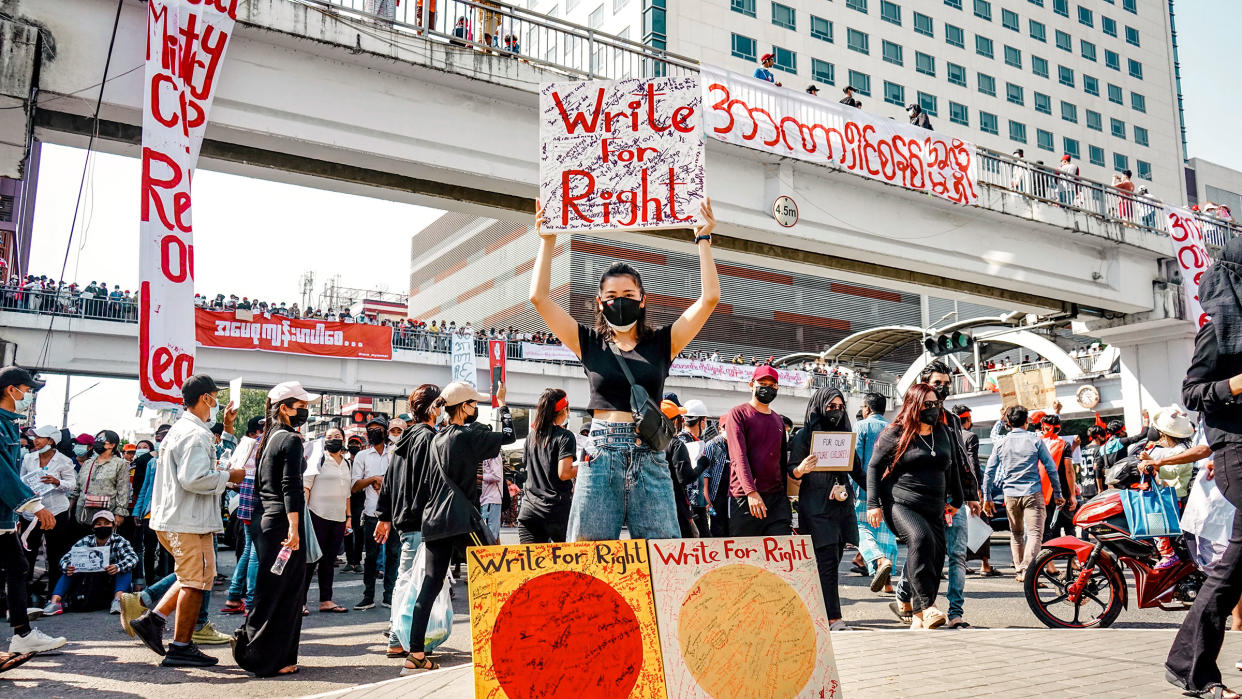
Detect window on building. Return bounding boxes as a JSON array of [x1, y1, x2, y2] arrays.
[[883, 40, 904, 65], [914, 11, 934, 36], [589, 5, 605, 27], [1009, 119, 1027, 143], [731, 33, 757, 61], [947, 62, 967, 86], [976, 35, 994, 58], [1029, 20, 1045, 42], [1108, 83, 1123, 104], [1078, 6, 1093, 26], [1032, 55, 1049, 78], [1061, 100, 1077, 123], [1083, 75, 1099, 96], [1105, 50, 1120, 70], [1131, 92, 1146, 113], [945, 0, 962, 8], [884, 80, 905, 105], [848, 28, 870, 54], [1055, 30, 1071, 52], [731, 0, 755, 17], [1029, 0, 1043, 5], [1004, 45, 1022, 67], [771, 2, 795, 29], [848, 69, 871, 95], [1102, 15, 1117, 36], [950, 101, 969, 125], [1086, 109, 1102, 131], [881, 0, 901, 24], [1053, 0, 1068, 17], [918, 91, 938, 116], [810, 15, 834, 42], [1006, 82, 1024, 105], [980, 110, 999, 134], [1133, 125, 1148, 146], [1058, 65, 1074, 87], [974, 0, 991, 20], [946, 23, 965, 47], [846, 0, 867, 12], [1088, 144, 1105, 166], [1137, 159, 1151, 180], [1080, 40, 1096, 62], [1111, 117, 1125, 138], [614, 0, 628, 12], [1034, 92, 1052, 114], [1037, 128, 1054, 151], [915, 51, 935, 75], [1114, 152, 1128, 171], [1002, 8, 1019, 30], [1125, 26, 1140, 46], [1063, 137, 1080, 159], [812, 58, 836, 84], [1122, 0, 1137, 14], [1128, 59, 1143, 79], [978, 72, 996, 96]]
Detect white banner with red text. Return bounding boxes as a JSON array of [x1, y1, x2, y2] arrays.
[[700, 64, 979, 205], [1165, 206, 1211, 328], [519, 342, 809, 386], [139, 0, 236, 407]]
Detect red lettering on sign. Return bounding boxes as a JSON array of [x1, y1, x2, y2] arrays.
[[141, 148, 182, 229]]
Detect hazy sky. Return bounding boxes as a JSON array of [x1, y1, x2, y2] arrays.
[[1177, 1, 1242, 170]]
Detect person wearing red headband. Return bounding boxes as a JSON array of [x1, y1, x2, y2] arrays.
[[518, 389, 576, 544]]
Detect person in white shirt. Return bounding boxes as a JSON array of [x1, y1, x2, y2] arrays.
[[352, 415, 392, 610], [20, 425, 77, 591], [302, 428, 352, 614]]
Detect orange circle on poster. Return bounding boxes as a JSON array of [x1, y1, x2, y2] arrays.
[[677, 564, 816, 699]]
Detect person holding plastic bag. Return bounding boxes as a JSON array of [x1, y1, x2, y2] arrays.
[[389, 543, 453, 659], [1133, 407, 1196, 570]]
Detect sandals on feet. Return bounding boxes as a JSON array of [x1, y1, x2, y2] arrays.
[[400, 654, 440, 676], [0, 651, 35, 674]]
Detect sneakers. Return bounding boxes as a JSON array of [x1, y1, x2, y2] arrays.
[[119, 592, 147, 638], [162, 642, 219, 668], [110, 599, 122, 615], [192, 622, 231, 646], [41, 602, 63, 617], [130, 611, 168, 656], [9, 628, 67, 653], [1155, 553, 1182, 571], [354, 598, 376, 611], [381, 600, 392, 609], [888, 601, 913, 625], [828, 620, 859, 631], [921, 607, 948, 630], [870, 558, 893, 593]]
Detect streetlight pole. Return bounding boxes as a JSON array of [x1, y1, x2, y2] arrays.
[[62, 376, 101, 427]]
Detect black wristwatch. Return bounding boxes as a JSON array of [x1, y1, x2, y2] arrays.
[[695, 234, 712, 243]]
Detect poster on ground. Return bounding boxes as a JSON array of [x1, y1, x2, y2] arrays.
[[1165, 206, 1211, 328], [540, 76, 705, 233], [467, 541, 666, 698], [195, 309, 393, 360], [647, 536, 841, 698]]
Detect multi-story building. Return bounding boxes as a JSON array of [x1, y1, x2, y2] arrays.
[[1185, 157, 1242, 216], [532, 0, 1187, 200]]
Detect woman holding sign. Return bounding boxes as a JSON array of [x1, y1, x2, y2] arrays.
[[865, 383, 964, 630], [529, 199, 719, 541], [790, 387, 866, 631]]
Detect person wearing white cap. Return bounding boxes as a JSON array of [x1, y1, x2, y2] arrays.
[[234, 380, 320, 678], [1139, 406, 1196, 571], [679, 399, 712, 536], [20, 425, 77, 591]]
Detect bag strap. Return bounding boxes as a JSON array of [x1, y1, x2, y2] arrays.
[[606, 341, 642, 390], [429, 442, 483, 521]]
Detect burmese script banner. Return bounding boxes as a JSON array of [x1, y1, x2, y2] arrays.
[[195, 309, 394, 360]]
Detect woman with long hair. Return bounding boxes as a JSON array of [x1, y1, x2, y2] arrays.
[[528, 200, 719, 541], [301, 427, 351, 615], [789, 387, 865, 630], [72, 429, 131, 530], [865, 383, 964, 630], [233, 381, 318, 677], [517, 388, 576, 543]]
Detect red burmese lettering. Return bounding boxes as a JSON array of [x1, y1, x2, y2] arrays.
[[141, 148, 182, 229], [552, 88, 605, 134], [561, 170, 595, 225]]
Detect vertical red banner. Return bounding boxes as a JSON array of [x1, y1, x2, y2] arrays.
[[488, 340, 507, 407]]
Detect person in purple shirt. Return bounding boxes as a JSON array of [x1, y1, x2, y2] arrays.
[[724, 365, 797, 536]]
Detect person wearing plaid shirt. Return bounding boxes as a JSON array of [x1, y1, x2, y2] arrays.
[[43, 510, 138, 615], [222, 418, 263, 615]]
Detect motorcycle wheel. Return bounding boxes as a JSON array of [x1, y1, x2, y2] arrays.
[[1024, 548, 1124, 629]]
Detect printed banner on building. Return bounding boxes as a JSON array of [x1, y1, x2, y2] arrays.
[[520, 342, 579, 362], [195, 309, 393, 360], [1165, 206, 1211, 328], [139, 0, 236, 406], [451, 329, 477, 386], [669, 358, 810, 387], [700, 64, 978, 206], [540, 76, 705, 232]]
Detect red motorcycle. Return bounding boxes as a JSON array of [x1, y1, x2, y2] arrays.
[[1025, 489, 1204, 628]]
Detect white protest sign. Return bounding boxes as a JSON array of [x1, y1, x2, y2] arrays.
[[228, 377, 243, 412], [540, 76, 704, 232], [810, 431, 856, 471], [68, 546, 110, 573], [451, 330, 477, 387], [1165, 206, 1211, 328]]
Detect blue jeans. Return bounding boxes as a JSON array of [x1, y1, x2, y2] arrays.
[[945, 506, 968, 619], [481, 503, 502, 540], [54, 570, 132, 598], [143, 572, 209, 628], [227, 526, 258, 608], [567, 422, 680, 541]]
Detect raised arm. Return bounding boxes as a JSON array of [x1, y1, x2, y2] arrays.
[[528, 202, 582, 358], [670, 199, 720, 358]]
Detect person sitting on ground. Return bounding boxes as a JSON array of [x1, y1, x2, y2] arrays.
[[44, 511, 138, 616]]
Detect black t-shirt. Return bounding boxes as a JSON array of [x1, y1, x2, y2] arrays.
[[521, 425, 576, 518], [577, 323, 673, 411], [866, 424, 964, 512]]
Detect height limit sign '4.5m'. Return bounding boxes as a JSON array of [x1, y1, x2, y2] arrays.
[[540, 77, 705, 233]]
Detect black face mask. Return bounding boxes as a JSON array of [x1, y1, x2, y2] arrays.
[[753, 385, 778, 405], [601, 296, 642, 329], [919, 407, 941, 425], [932, 384, 951, 401], [324, 439, 344, 454], [94, 526, 113, 540], [347, 445, 361, 457], [92, 442, 108, 455], [823, 408, 846, 428], [367, 428, 385, 445], [464, 409, 479, 424], [288, 407, 309, 429]]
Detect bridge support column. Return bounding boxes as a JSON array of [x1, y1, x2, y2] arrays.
[[1090, 318, 1196, 432]]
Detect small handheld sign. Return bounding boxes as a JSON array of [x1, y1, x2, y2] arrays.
[[810, 431, 856, 471]]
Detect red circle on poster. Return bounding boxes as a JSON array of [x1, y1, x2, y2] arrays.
[[492, 570, 643, 698]]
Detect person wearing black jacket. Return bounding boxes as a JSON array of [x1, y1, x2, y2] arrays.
[[374, 384, 442, 659], [662, 400, 699, 538], [402, 381, 514, 675], [1166, 238, 1242, 699], [789, 387, 864, 630]]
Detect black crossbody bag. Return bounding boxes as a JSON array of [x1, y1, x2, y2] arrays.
[[431, 440, 500, 548], [608, 342, 675, 451]]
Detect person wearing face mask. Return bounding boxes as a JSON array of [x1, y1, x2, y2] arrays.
[[517, 388, 577, 544], [865, 383, 965, 630], [122, 439, 154, 561], [343, 434, 366, 574], [353, 414, 393, 610], [388, 417, 407, 445], [72, 433, 94, 466], [1038, 414, 1077, 543], [789, 388, 865, 631], [43, 511, 138, 615], [133, 427, 173, 588], [20, 425, 77, 593], [529, 199, 719, 542], [71, 429, 131, 532], [231, 381, 316, 677], [219, 417, 264, 615], [129, 375, 246, 668], [723, 366, 794, 536], [301, 427, 352, 615]]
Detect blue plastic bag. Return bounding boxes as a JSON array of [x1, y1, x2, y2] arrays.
[[1120, 477, 1182, 539], [390, 543, 454, 653]]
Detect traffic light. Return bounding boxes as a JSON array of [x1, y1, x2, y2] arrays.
[[923, 331, 973, 357]]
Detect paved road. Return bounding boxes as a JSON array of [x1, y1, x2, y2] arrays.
[[2, 530, 1229, 697]]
